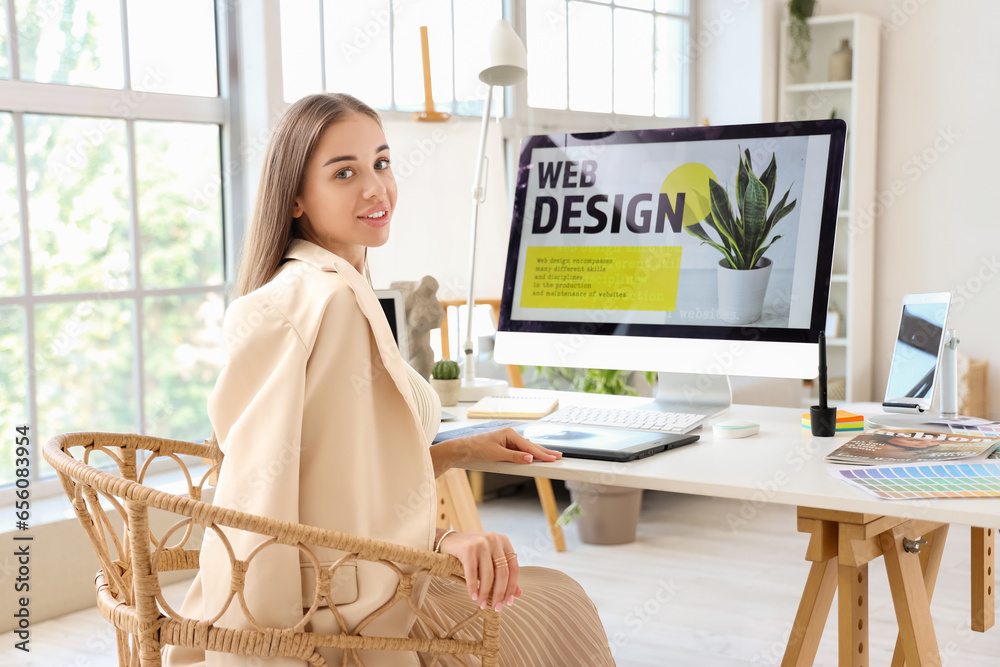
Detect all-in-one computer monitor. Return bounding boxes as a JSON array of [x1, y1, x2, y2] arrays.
[[494, 119, 847, 416]]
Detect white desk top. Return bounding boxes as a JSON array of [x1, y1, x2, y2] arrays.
[[444, 390, 1000, 528]]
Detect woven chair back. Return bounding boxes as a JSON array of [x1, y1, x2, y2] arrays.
[[43, 432, 500, 666]]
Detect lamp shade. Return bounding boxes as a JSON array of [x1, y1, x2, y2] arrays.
[[478, 19, 527, 86]]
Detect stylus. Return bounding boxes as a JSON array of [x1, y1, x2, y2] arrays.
[[818, 330, 828, 410]]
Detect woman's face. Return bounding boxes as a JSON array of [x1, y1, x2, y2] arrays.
[[292, 113, 397, 269], [886, 436, 939, 450]]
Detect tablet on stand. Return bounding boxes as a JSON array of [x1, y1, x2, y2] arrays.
[[867, 292, 963, 429]]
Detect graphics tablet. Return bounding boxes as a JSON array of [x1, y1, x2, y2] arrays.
[[433, 420, 699, 462]]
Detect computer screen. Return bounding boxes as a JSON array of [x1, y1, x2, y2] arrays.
[[494, 119, 846, 414]]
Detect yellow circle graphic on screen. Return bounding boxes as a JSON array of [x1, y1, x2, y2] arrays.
[[660, 163, 716, 227]]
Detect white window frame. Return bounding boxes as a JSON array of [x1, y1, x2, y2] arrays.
[[0, 0, 242, 505], [274, 0, 508, 118], [508, 0, 696, 137]]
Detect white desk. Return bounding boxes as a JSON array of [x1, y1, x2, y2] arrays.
[[443, 390, 999, 666]]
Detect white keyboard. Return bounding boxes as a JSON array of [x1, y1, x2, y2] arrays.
[[538, 405, 707, 434]]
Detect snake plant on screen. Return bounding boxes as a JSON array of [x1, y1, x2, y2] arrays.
[[685, 148, 798, 270]]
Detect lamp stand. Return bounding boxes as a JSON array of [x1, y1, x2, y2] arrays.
[[459, 84, 508, 402]]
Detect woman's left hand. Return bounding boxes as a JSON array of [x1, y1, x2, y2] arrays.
[[448, 427, 562, 467]]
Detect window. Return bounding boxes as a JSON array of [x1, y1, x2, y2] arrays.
[[0, 0, 11, 79], [279, 0, 505, 117], [0, 0, 229, 491], [525, 0, 691, 119]]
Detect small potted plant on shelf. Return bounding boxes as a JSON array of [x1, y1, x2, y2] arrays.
[[684, 146, 797, 325], [430, 359, 462, 406]]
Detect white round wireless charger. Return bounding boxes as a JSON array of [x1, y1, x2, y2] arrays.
[[713, 420, 760, 439]]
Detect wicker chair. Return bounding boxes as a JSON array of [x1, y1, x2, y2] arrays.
[[43, 432, 500, 666]]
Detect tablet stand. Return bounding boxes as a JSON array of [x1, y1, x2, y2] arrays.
[[867, 329, 964, 429], [938, 328, 959, 418]]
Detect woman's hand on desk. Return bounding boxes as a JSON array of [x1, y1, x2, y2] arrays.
[[431, 427, 562, 476], [436, 530, 522, 612]]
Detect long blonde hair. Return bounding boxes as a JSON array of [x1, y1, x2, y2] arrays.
[[235, 93, 383, 298]]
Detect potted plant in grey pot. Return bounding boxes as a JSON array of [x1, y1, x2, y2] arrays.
[[562, 478, 645, 545], [430, 359, 461, 406], [685, 147, 797, 325]]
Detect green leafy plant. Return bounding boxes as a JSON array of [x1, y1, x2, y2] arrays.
[[685, 147, 797, 271], [530, 366, 639, 396], [431, 359, 460, 380], [555, 501, 583, 527], [787, 0, 817, 70]]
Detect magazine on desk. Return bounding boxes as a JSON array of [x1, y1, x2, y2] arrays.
[[825, 428, 1000, 466]]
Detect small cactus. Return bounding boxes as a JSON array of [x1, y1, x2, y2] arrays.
[[431, 359, 461, 380]]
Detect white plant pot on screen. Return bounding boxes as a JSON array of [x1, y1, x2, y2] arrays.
[[717, 257, 772, 325]]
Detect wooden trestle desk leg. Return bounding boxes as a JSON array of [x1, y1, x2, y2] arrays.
[[436, 468, 484, 532], [880, 524, 940, 665], [890, 524, 948, 667], [782, 518, 838, 667], [535, 478, 567, 552], [839, 560, 869, 666], [971, 526, 995, 633], [783, 508, 947, 667]]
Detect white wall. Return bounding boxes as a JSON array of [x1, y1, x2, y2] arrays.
[[803, 0, 1000, 420], [695, 0, 783, 125], [698, 0, 1000, 418]]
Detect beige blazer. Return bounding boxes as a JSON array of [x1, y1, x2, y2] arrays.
[[164, 239, 437, 667]]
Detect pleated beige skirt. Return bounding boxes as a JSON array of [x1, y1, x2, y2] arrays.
[[411, 566, 616, 667]]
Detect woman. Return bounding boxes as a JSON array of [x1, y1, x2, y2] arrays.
[[164, 93, 615, 667]]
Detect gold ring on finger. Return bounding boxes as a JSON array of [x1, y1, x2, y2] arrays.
[[505, 552, 517, 560], [493, 558, 508, 567]]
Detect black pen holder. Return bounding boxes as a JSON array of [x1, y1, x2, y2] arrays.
[[810, 405, 838, 437]]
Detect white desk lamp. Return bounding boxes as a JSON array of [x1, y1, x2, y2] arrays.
[[459, 19, 527, 402]]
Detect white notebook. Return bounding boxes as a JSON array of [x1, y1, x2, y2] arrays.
[[465, 395, 559, 420]]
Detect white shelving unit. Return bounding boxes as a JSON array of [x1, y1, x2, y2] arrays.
[[779, 13, 880, 402]]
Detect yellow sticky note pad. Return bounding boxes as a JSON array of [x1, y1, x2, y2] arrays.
[[520, 246, 681, 311]]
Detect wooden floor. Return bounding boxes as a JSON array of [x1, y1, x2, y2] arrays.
[[4, 482, 999, 665]]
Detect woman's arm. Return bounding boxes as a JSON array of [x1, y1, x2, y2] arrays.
[[428, 427, 562, 477]]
